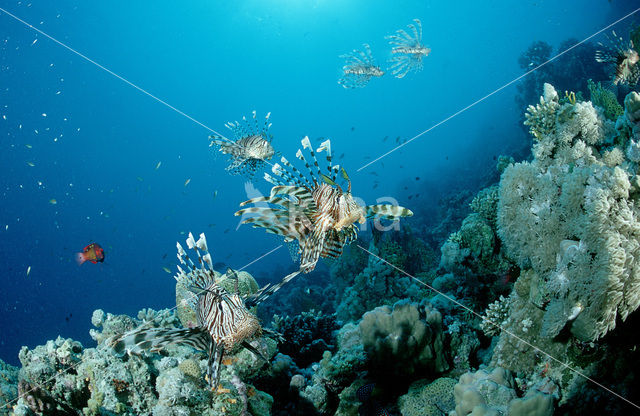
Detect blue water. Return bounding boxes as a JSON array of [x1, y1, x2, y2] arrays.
[[0, 0, 631, 366]]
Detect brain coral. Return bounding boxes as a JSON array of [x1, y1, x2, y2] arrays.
[[497, 84, 640, 341]]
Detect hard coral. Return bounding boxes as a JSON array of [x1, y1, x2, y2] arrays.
[[271, 310, 339, 368], [451, 367, 554, 416], [359, 300, 448, 379]]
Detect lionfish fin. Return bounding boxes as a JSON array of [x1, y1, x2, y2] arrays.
[[317, 140, 338, 181], [175, 233, 216, 291], [241, 341, 269, 363], [299, 136, 323, 182], [244, 269, 301, 308], [320, 173, 337, 186], [111, 327, 209, 356], [225, 268, 240, 294], [341, 167, 352, 192], [207, 342, 225, 388]]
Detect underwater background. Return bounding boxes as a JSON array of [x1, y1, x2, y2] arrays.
[[1, 0, 640, 415]]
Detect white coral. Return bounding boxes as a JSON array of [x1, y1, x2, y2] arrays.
[[480, 296, 511, 337], [497, 84, 640, 341]]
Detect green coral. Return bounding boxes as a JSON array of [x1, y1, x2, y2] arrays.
[[587, 79, 623, 121]]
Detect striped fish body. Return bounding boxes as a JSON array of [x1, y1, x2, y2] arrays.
[[237, 138, 413, 272], [216, 135, 274, 161], [197, 282, 261, 352], [596, 34, 640, 87], [209, 111, 276, 178], [111, 232, 300, 389], [338, 44, 384, 89]]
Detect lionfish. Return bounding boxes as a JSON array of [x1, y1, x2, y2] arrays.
[[111, 232, 299, 388], [596, 31, 640, 86], [385, 19, 431, 79], [209, 111, 276, 179], [338, 43, 385, 89], [235, 137, 413, 273]]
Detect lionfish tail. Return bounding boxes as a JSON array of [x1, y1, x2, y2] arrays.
[[110, 327, 209, 356], [365, 204, 413, 219]]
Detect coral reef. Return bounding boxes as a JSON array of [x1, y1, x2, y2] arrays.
[[398, 377, 457, 415], [359, 300, 448, 379], [335, 241, 425, 322], [0, 359, 18, 415], [479, 295, 511, 337], [516, 38, 607, 127], [270, 310, 339, 368], [499, 84, 640, 342], [587, 79, 623, 121], [11, 308, 276, 416], [451, 367, 555, 416]]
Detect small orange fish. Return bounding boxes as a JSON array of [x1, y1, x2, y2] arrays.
[[76, 243, 105, 265]]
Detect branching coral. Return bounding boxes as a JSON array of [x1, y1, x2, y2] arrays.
[[480, 295, 511, 337]]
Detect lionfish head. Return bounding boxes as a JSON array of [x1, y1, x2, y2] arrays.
[[246, 136, 275, 161], [334, 191, 366, 231]]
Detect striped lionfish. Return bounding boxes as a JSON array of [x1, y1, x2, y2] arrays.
[[235, 137, 413, 273], [209, 111, 276, 179], [386, 19, 431, 79], [596, 31, 640, 86], [338, 44, 385, 89], [111, 232, 299, 388]]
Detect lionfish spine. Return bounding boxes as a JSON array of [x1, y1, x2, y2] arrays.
[[300, 136, 323, 181], [279, 157, 314, 187], [263, 112, 271, 137], [175, 233, 216, 290], [317, 140, 338, 180], [271, 163, 299, 187]]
